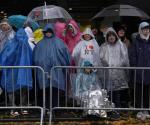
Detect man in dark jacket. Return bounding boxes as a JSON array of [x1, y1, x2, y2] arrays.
[[129, 22, 150, 118]]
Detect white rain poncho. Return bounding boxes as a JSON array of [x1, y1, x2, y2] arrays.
[[25, 26, 35, 50], [72, 28, 100, 66], [99, 27, 129, 91]]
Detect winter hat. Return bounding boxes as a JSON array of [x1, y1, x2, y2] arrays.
[[139, 22, 150, 40], [83, 61, 93, 67], [139, 22, 150, 30]]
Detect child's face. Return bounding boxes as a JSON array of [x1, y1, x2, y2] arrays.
[[83, 34, 92, 41]]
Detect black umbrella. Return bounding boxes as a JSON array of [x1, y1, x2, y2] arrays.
[[92, 4, 150, 20]]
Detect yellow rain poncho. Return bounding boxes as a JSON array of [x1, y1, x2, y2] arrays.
[[33, 29, 44, 43]]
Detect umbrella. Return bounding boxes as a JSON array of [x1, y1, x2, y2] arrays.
[[27, 5, 72, 22], [8, 15, 39, 31], [92, 4, 150, 20]]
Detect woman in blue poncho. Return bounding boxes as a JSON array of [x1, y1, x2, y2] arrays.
[[0, 27, 33, 116], [33, 24, 71, 108]]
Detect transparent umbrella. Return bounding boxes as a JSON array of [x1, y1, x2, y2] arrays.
[[26, 5, 72, 26]]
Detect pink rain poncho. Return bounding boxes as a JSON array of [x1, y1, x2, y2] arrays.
[[65, 20, 81, 54], [55, 21, 66, 42], [55, 20, 81, 54]]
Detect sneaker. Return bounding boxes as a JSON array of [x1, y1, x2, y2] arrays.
[[108, 111, 120, 119], [21, 110, 29, 115], [10, 111, 20, 117], [119, 111, 129, 119], [136, 111, 146, 120], [143, 111, 150, 119], [100, 110, 107, 118]]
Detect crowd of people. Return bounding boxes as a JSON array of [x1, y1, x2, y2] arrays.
[[0, 18, 150, 118]]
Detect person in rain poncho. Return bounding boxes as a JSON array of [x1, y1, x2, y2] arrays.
[[33, 28, 44, 44], [99, 27, 129, 108], [0, 19, 15, 52], [55, 21, 66, 43], [75, 61, 101, 99], [116, 25, 131, 48], [129, 22, 150, 118], [72, 27, 100, 66], [65, 19, 81, 54], [33, 24, 71, 108], [75, 61, 108, 117], [0, 28, 33, 116]]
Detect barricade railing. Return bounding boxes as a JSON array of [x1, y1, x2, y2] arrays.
[[49, 66, 150, 124], [0, 66, 46, 125]]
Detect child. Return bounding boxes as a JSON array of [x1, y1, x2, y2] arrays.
[[72, 28, 100, 67], [74, 61, 112, 117]]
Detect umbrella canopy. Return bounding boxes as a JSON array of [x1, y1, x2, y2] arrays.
[[27, 5, 72, 22], [8, 15, 39, 31], [92, 4, 150, 20]]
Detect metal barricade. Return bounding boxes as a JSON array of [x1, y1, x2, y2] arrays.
[[0, 66, 46, 125], [49, 66, 150, 124]]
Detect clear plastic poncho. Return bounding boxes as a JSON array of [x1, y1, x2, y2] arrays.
[[74, 61, 113, 117], [0, 21, 15, 53], [99, 28, 129, 91]]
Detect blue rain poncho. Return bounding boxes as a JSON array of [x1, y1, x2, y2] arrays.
[[33, 24, 71, 90], [0, 28, 33, 93], [74, 61, 108, 116], [74, 61, 101, 98]]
